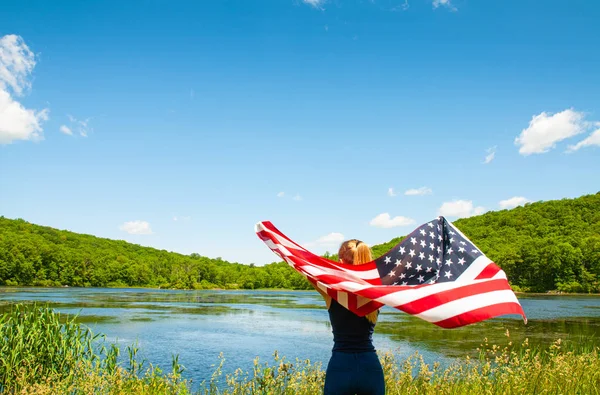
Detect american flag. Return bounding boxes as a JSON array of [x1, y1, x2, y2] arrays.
[[255, 217, 527, 328]]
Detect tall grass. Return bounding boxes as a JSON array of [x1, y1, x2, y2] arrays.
[[0, 304, 186, 394], [1, 304, 599, 394]]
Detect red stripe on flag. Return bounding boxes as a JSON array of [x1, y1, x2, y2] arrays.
[[475, 263, 502, 280], [434, 302, 527, 328], [354, 300, 385, 316]]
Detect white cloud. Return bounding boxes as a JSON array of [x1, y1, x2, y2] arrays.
[[316, 232, 345, 245], [483, 146, 496, 164], [173, 216, 191, 222], [405, 187, 432, 196], [369, 213, 416, 228], [0, 35, 35, 95], [391, 0, 410, 11], [438, 200, 486, 218], [567, 128, 600, 152], [59, 125, 72, 135], [388, 187, 397, 197], [303, 0, 324, 7], [277, 191, 285, 198], [119, 220, 153, 235], [293, 194, 302, 201], [0, 34, 49, 145], [433, 0, 456, 10], [65, 114, 92, 137], [499, 196, 531, 209], [514, 109, 590, 155], [303, 232, 345, 249]]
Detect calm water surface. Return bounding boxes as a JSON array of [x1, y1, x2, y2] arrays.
[[1, 287, 599, 387]]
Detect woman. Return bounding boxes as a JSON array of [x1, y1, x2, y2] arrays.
[[311, 239, 385, 395]]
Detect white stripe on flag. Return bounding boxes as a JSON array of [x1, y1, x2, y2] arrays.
[[327, 280, 371, 293], [337, 291, 348, 309], [357, 295, 372, 309], [263, 239, 294, 257], [300, 263, 373, 285], [492, 270, 507, 280], [317, 282, 329, 293], [339, 267, 380, 280], [455, 255, 493, 282], [259, 225, 308, 251]]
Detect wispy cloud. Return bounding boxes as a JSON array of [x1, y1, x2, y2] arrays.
[[499, 196, 531, 209], [433, 0, 456, 11], [0, 34, 49, 145], [119, 220, 153, 235], [277, 191, 302, 201], [304, 232, 345, 249], [391, 0, 410, 11], [302, 0, 324, 8], [438, 200, 486, 218], [567, 128, 600, 153], [369, 213, 415, 228], [65, 114, 93, 137], [388, 187, 397, 197], [59, 125, 73, 135], [483, 146, 496, 164], [173, 216, 192, 222], [405, 187, 433, 196], [514, 109, 593, 155]]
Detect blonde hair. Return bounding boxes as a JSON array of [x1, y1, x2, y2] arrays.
[[338, 239, 379, 325]]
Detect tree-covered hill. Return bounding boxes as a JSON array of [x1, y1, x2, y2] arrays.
[[0, 219, 310, 290], [452, 192, 600, 292], [1, 192, 599, 292]]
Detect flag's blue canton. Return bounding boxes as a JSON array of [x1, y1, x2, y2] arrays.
[[375, 217, 482, 285]]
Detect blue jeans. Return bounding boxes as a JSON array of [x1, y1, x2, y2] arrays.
[[323, 351, 385, 395]]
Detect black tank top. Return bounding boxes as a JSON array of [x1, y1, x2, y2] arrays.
[[328, 299, 376, 352]]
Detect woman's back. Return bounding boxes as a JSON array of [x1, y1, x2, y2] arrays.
[[328, 299, 375, 353], [321, 239, 384, 395]]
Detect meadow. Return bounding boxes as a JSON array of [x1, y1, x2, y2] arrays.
[[1, 304, 599, 395]]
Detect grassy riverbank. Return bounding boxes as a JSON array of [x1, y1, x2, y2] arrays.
[[1, 304, 599, 394]]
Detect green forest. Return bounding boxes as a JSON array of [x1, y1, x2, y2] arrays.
[[0, 192, 599, 293]]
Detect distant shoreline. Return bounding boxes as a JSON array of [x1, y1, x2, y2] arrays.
[[1, 285, 599, 296], [515, 291, 600, 297]]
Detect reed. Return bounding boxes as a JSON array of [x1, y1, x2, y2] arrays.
[[0, 304, 186, 394], [1, 304, 599, 394]]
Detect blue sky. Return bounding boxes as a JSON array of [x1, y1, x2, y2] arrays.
[[1, 0, 599, 265]]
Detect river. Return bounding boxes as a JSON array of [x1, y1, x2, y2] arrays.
[[1, 287, 599, 388]]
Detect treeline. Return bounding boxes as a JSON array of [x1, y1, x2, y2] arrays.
[[0, 192, 599, 292], [0, 219, 310, 290]]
